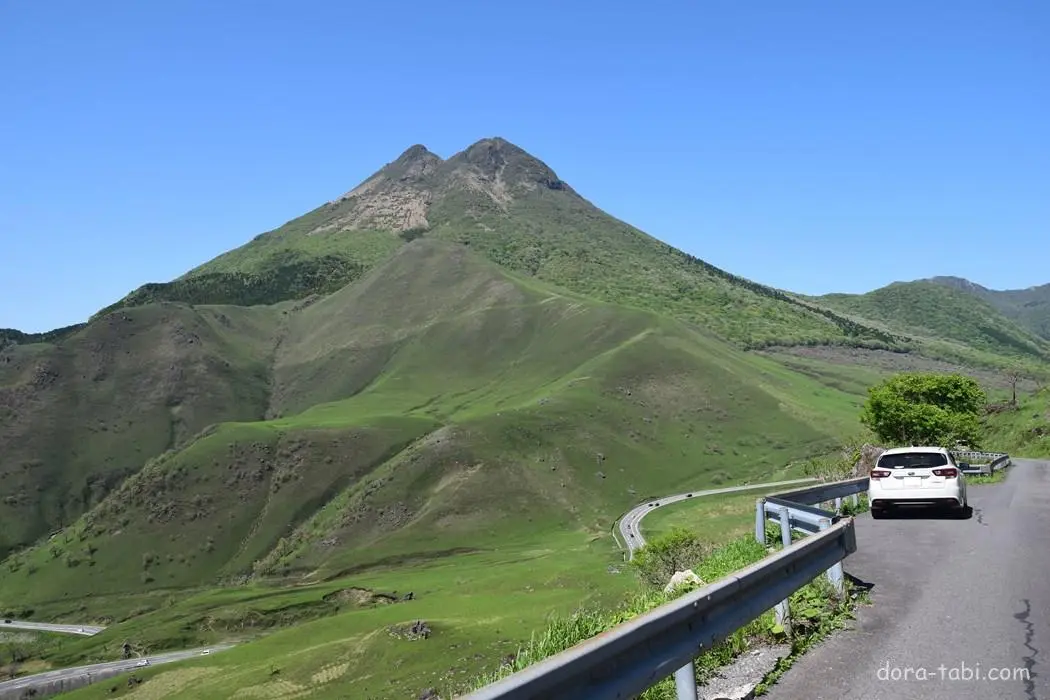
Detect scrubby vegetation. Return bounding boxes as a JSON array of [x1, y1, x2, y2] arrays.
[[860, 372, 987, 448], [95, 255, 367, 316], [983, 387, 1050, 458]]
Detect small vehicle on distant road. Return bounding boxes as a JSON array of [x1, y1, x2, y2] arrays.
[[135, 659, 150, 667], [869, 446, 968, 518]]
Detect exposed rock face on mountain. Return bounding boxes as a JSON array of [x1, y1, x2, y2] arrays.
[[323, 145, 443, 233], [317, 138, 578, 234]]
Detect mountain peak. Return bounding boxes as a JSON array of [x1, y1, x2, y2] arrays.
[[321, 138, 578, 234], [447, 137, 575, 197], [390, 144, 443, 171], [925, 276, 990, 294]]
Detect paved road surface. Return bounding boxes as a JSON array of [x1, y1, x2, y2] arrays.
[[0, 620, 104, 636], [764, 458, 1050, 700], [0, 644, 234, 695], [616, 477, 819, 559]]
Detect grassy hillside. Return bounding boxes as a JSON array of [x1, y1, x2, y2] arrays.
[[101, 138, 902, 352], [928, 276, 1050, 340], [817, 280, 1050, 366], [42, 532, 637, 700], [984, 389, 1050, 458], [0, 240, 865, 607], [0, 304, 284, 558]]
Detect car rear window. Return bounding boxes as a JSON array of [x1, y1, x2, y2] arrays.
[[877, 452, 949, 469]]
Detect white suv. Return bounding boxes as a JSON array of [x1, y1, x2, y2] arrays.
[[869, 446, 968, 519]]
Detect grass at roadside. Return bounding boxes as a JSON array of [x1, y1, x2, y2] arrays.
[[0, 629, 70, 679], [967, 471, 1008, 485], [983, 390, 1050, 459], [642, 489, 795, 545], [468, 530, 861, 700]]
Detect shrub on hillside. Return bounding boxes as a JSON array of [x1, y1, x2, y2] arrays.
[[860, 372, 986, 448], [629, 527, 710, 588], [798, 434, 885, 481]]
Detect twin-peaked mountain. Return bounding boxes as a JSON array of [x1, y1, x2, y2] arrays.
[[0, 137, 1045, 603]]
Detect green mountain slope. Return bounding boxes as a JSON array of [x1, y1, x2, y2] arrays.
[[0, 303, 283, 558], [927, 276, 1050, 340], [817, 280, 1050, 364], [983, 389, 1050, 459], [0, 240, 864, 604], [99, 138, 901, 351]]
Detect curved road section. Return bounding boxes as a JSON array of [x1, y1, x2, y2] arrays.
[[617, 477, 819, 559], [0, 620, 104, 636], [0, 645, 234, 697]]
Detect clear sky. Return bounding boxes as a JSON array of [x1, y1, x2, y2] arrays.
[[2, 0, 1047, 332]]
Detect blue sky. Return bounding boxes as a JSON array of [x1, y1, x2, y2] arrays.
[[2, 0, 1047, 332]]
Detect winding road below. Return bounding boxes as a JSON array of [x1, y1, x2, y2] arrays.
[[0, 620, 104, 636], [0, 645, 235, 697], [616, 477, 819, 560]]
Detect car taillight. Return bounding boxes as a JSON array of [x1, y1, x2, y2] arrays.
[[932, 467, 958, 478], [870, 470, 891, 479]]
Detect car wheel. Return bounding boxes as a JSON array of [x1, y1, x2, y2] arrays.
[[871, 507, 887, 520]]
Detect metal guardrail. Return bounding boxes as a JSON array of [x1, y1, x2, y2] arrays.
[[463, 479, 863, 700], [755, 476, 869, 635], [462, 519, 857, 700], [952, 451, 1012, 476]]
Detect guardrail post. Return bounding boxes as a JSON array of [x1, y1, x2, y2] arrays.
[[674, 661, 698, 700], [851, 492, 859, 509], [755, 498, 766, 545], [834, 496, 842, 514], [775, 507, 792, 634], [819, 517, 845, 596]]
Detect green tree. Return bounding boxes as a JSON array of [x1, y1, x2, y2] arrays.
[[860, 373, 986, 448], [629, 527, 709, 588]]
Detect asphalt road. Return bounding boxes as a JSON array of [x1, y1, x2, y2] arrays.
[[0, 644, 234, 695], [616, 477, 819, 559], [0, 619, 104, 636], [764, 458, 1050, 700]]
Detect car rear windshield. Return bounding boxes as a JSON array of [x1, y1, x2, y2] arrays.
[[877, 452, 949, 469]]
